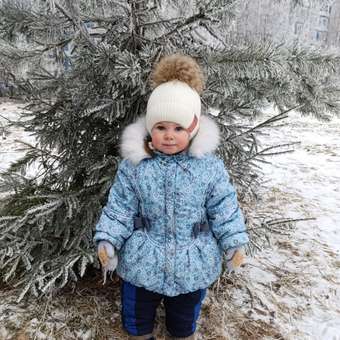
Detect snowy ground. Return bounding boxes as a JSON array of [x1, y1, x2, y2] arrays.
[[0, 100, 339, 339], [0, 100, 36, 175], [239, 108, 340, 340]]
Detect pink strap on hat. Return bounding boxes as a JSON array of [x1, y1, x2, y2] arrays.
[[186, 115, 198, 134]]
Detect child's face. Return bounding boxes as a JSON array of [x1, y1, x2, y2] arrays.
[[151, 121, 190, 155]]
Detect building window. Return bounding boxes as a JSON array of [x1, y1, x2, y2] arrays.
[[320, 4, 329, 13], [295, 22, 303, 35], [84, 21, 94, 29], [319, 16, 329, 28], [263, 14, 270, 25], [315, 30, 327, 42], [303, 0, 311, 8]]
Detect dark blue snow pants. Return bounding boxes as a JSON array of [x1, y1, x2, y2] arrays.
[[121, 280, 206, 338]]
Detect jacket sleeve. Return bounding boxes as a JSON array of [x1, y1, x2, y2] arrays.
[[94, 159, 139, 251], [205, 158, 249, 252]]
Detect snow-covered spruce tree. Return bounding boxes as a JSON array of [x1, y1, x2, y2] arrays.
[[0, 0, 339, 300]]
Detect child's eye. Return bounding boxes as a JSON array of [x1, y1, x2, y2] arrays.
[[156, 126, 165, 130], [175, 126, 184, 131]]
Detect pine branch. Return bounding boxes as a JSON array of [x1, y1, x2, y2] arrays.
[[0, 0, 339, 300], [0, 2, 71, 42], [54, 1, 96, 50], [137, 17, 182, 28], [162, 10, 208, 38], [227, 105, 304, 140]]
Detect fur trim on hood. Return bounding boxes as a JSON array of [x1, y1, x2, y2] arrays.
[[120, 115, 220, 165]]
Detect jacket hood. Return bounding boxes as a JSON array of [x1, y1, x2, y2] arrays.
[[120, 115, 220, 165]]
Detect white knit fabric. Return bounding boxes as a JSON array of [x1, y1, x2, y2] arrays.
[[146, 80, 201, 139]]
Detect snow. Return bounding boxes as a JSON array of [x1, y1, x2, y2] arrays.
[[0, 100, 340, 339], [242, 107, 340, 339], [0, 100, 38, 182], [259, 108, 340, 252]]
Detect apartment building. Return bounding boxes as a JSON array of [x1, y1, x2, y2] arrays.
[[1, 0, 339, 49], [232, 0, 338, 48], [328, 1, 340, 47], [289, 0, 333, 45]]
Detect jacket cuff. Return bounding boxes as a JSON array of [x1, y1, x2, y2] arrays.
[[93, 231, 122, 251], [219, 231, 249, 252]]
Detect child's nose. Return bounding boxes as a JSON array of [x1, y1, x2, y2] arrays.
[[164, 131, 174, 140]]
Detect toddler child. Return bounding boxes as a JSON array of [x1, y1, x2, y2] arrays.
[[94, 54, 249, 340]]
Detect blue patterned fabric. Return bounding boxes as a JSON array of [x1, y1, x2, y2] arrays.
[[94, 151, 249, 296]]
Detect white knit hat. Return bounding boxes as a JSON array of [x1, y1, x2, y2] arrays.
[[146, 80, 201, 139], [145, 54, 204, 140]]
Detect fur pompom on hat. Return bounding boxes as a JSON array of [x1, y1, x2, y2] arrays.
[[150, 54, 204, 93], [146, 54, 204, 139]]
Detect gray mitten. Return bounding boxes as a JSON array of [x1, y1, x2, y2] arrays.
[[226, 247, 245, 273], [97, 241, 118, 284]]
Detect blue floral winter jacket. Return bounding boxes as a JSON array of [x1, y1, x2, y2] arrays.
[[94, 115, 249, 296]]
